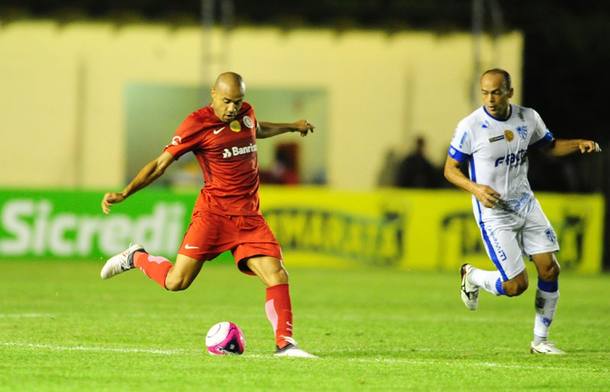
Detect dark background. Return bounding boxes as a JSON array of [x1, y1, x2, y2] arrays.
[[2, 0, 608, 265]]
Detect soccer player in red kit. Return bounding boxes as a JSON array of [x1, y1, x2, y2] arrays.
[[100, 72, 316, 358]]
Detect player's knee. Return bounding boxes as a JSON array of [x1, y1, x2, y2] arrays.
[[249, 257, 289, 287], [504, 279, 528, 297], [264, 265, 289, 287], [165, 275, 192, 291], [539, 262, 560, 281], [275, 267, 289, 284]]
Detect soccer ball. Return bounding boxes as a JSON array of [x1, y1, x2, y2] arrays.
[[205, 321, 246, 355]]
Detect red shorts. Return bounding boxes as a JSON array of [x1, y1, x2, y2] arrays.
[[179, 211, 282, 275]]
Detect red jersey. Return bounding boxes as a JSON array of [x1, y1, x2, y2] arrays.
[[164, 102, 261, 216]]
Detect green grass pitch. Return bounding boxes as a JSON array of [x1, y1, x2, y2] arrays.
[[1, 261, 609, 391]]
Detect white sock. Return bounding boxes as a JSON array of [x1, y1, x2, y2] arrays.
[[468, 268, 504, 295], [534, 286, 559, 341]]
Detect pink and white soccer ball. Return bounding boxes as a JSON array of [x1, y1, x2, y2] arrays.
[[205, 321, 246, 355]]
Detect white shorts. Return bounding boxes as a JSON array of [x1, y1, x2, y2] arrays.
[[478, 198, 559, 281]]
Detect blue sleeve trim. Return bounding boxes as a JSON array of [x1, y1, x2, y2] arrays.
[[448, 145, 471, 162], [529, 131, 555, 150]]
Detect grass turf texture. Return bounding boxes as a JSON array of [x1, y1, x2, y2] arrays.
[[1, 262, 609, 391]]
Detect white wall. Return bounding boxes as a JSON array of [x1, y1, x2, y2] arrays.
[[0, 21, 522, 189]]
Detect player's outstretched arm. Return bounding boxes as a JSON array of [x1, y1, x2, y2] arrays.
[[101, 151, 175, 214], [256, 120, 315, 139], [444, 156, 501, 208], [545, 139, 602, 157]]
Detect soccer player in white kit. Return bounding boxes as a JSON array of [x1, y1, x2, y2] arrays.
[[444, 68, 601, 355]]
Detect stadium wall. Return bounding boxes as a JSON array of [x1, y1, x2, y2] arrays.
[[0, 21, 522, 190], [0, 188, 603, 274]]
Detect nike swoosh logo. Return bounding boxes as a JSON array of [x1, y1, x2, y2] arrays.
[[212, 127, 225, 135], [184, 244, 199, 249]]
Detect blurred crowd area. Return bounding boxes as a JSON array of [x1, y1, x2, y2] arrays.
[[377, 136, 609, 194]]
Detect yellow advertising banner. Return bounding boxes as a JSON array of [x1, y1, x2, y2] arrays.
[[260, 187, 604, 274]]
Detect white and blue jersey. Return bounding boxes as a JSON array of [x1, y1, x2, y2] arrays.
[[448, 104, 560, 280]]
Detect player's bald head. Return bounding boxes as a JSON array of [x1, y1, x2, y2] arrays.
[[480, 68, 513, 119], [481, 68, 512, 91], [213, 72, 246, 95], [210, 72, 246, 122]]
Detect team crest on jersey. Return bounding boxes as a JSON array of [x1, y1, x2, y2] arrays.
[[504, 130, 514, 142], [230, 120, 242, 132], [516, 125, 528, 140], [242, 115, 254, 129]]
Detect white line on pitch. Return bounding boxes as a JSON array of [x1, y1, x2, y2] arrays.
[[0, 313, 55, 318], [2, 342, 607, 373], [344, 357, 607, 372], [0, 342, 194, 356]]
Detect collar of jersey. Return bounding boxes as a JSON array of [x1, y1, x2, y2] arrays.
[[483, 104, 512, 122], [205, 102, 251, 125]]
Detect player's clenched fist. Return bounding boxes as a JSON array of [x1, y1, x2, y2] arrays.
[[473, 184, 502, 209], [293, 120, 315, 137], [578, 140, 602, 154], [101, 192, 126, 214]]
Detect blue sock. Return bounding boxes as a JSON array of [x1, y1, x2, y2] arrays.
[[495, 277, 506, 296], [537, 278, 558, 293]]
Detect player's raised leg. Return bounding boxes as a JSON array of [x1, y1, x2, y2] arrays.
[[161, 253, 204, 291], [465, 263, 529, 296], [460, 226, 531, 309], [246, 256, 317, 358], [101, 245, 203, 291], [529, 252, 564, 355]]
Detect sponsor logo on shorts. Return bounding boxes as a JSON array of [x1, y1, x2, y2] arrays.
[[545, 228, 557, 244], [184, 244, 199, 249], [489, 231, 507, 262]]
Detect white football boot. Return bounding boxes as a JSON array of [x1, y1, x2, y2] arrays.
[[460, 263, 479, 311], [530, 341, 565, 355], [100, 243, 145, 279], [274, 337, 318, 358]]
